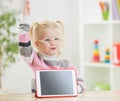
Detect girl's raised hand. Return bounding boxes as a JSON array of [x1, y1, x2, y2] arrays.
[[23, 0, 31, 16]]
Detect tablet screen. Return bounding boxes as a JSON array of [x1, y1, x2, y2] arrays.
[[35, 70, 77, 97]]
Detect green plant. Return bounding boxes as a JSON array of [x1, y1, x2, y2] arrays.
[[0, 12, 18, 68]]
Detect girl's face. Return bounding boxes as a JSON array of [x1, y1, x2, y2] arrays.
[[35, 28, 62, 56]]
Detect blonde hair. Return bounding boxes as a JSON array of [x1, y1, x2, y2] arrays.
[[29, 20, 64, 54]]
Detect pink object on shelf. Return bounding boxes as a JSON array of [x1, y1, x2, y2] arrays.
[[112, 43, 120, 66]]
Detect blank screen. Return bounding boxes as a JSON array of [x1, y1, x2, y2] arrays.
[[39, 71, 75, 95]]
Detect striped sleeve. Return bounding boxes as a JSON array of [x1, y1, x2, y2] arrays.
[[18, 23, 34, 64]]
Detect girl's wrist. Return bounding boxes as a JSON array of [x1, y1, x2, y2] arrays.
[[21, 15, 31, 25]]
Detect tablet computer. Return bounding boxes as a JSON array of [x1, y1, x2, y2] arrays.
[[35, 69, 78, 98]]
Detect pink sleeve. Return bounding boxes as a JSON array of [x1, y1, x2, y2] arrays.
[[18, 33, 30, 43]]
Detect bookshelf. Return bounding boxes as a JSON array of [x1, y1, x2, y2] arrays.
[[79, 0, 120, 91]]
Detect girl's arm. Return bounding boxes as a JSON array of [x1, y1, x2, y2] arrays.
[[18, 0, 34, 64]]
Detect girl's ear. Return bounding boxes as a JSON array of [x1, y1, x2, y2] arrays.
[[34, 40, 39, 47]]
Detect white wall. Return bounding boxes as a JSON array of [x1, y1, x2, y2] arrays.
[[2, 0, 80, 93]]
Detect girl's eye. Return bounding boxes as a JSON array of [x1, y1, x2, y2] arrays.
[[55, 38, 59, 40], [44, 39, 50, 42]]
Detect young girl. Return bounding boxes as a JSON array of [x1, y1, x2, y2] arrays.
[[19, 0, 85, 93]]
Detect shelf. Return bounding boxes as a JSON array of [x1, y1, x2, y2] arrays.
[[80, 0, 120, 91], [84, 20, 120, 25], [84, 62, 120, 69], [112, 20, 120, 24], [83, 21, 110, 25], [84, 62, 111, 69], [112, 65, 120, 68]]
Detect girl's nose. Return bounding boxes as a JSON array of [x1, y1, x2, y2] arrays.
[[50, 40, 55, 45]]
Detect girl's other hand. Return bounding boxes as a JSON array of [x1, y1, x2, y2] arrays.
[[23, 0, 31, 16]]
